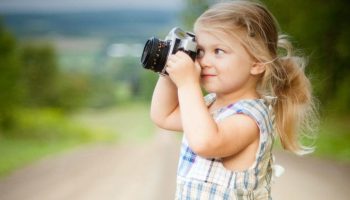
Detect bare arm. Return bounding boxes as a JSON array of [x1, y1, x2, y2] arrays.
[[166, 52, 259, 158], [177, 83, 259, 158], [150, 75, 182, 131]]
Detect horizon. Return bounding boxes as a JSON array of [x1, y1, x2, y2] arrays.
[[0, 0, 184, 13]]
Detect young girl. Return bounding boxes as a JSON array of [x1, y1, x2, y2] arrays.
[[150, 0, 318, 199]]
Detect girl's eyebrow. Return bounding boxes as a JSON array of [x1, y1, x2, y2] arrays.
[[197, 43, 231, 50], [196, 43, 206, 49]]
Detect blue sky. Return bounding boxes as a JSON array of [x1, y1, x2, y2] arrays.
[[0, 0, 184, 12]]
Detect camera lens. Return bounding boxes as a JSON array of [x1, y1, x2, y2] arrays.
[[141, 37, 170, 73]]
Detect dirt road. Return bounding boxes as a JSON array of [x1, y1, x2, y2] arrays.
[[0, 130, 349, 200]]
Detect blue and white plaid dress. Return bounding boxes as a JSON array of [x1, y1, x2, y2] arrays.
[[175, 93, 276, 200]]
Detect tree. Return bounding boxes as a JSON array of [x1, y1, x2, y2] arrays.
[[20, 44, 60, 107], [180, 0, 212, 30], [263, 0, 350, 113], [20, 44, 93, 110], [0, 21, 21, 129]]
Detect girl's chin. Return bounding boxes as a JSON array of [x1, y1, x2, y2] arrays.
[[200, 84, 216, 93]]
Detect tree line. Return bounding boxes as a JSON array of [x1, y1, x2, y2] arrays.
[[0, 21, 158, 133], [0, 22, 85, 130]]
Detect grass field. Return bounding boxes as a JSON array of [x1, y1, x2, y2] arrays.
[[71, 102, 156, 143], [0, 137, 91, 177]]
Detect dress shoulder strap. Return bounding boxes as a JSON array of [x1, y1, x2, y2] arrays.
[[204, 93, 216, 107]]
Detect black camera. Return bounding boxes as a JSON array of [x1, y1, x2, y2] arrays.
[[141, 27, 197, 75]]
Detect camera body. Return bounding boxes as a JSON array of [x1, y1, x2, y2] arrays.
[[141, 27, 197, 75]]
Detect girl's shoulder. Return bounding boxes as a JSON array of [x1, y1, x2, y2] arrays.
[[205, 93, 276, 135], [204, 93, 275, 119]]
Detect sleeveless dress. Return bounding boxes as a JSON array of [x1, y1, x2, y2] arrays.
[[175, 93, 276, 200]]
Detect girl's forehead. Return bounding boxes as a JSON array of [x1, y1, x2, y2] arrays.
[[195, 30, 241, 47]]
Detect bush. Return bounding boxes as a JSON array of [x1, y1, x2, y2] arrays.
[[3, 108, 116, 142]]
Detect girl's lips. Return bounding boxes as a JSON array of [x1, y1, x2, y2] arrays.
[[201, 74, 216, 77]]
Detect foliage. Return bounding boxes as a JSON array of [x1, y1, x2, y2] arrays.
[[314, 116, 350, 161], [53, 71, 91, 110], [9, 108, 107, 141], [180, 0, 212, 30], [0, 21, 21, 129], [139, 71, 159, 101], [20, 43, 60, 107], [19, 43, 95, 110], [0, 21, 108, 128], [262, 0, 350, 114]]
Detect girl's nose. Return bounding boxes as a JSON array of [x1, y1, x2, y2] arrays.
[[198, 54, 211, 68]]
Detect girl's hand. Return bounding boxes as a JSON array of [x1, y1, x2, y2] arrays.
[[166, 51, 201, 88]]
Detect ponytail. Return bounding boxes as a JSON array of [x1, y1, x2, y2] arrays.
[[269, 35, 318, 154]]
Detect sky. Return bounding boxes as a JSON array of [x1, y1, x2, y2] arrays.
[[0, 0, 184, 13]]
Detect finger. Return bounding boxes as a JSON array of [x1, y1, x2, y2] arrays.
[[166, 59, 174, 68], [171, 52, 183, 61], [175, 51, 187, 57], [165, 63, 174, 74], [175, 51, 189, 58], [167, 57, 175, 66], [165, 65, 170, 73], [176, 51, 193, 61]]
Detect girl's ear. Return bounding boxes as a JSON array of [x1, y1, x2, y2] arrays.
[[250, 62, 266, 75]]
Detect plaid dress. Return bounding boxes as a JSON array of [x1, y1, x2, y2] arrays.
[[175, 93, 276, 200]]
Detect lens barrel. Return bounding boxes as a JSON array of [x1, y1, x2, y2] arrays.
[[141, 37, 170, 73]]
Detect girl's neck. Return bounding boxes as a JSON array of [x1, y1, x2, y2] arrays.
[[214, 90, 260, 109]]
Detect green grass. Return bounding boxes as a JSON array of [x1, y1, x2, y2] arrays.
[[72, 102, 156, 143], [0, 107, 117, 177], [0, 138, 88, 177], [314, 115, 350, 162]]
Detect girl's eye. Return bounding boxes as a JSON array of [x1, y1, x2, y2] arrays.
[[196, 49, 204, 58], [215, 48, 225, 55]]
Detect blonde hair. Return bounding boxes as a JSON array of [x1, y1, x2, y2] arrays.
[[194, 0, 318, 154]]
